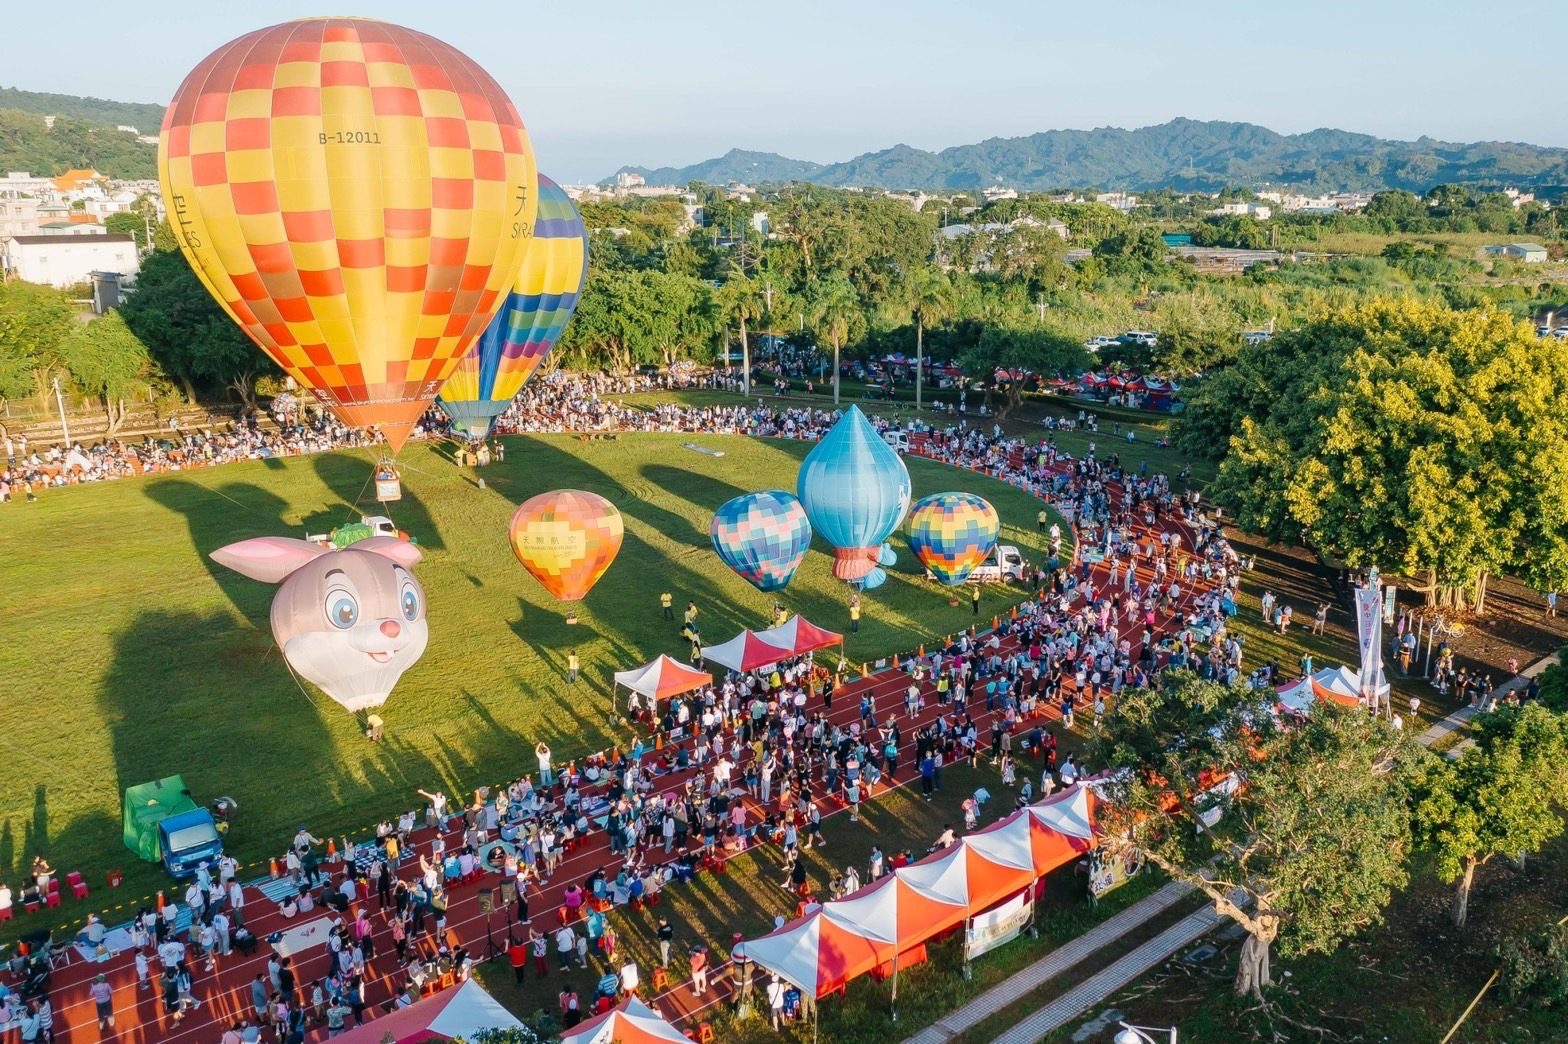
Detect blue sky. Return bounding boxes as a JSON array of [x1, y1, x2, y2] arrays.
[[4, 0, 1564, 182]]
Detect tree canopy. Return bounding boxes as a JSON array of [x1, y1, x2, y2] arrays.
[[1198, 297, 1568, 609], [1413, 703, 1568, 927], [118, 248, 274, 405], [1089, 673, 1415, 999]]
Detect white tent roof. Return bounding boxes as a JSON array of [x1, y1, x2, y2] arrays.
[[1276, 664, 1388, 713], [559, 997, 690, 1044]]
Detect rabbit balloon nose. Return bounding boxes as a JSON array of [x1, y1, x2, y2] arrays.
[[380, 620, 401, 638]]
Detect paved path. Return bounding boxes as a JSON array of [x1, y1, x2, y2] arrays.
[[900, 883, 1191, 1044], [904, 652, 1568, 1043], [990, 902, 1230, 1044]]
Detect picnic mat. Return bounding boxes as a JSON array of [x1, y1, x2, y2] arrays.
[[270, 916, 334, 958], [72, 924, 135, 962]]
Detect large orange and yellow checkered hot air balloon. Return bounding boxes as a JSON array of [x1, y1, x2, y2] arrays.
[[508, 490, 624, 602], [158, 17, 538, 452]]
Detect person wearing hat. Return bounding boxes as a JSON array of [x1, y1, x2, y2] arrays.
[[91, 973, 115, 1030], [766, 973, 787, 1029]]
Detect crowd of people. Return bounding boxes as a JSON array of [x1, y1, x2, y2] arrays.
[[10, 368, 1528, 1041]]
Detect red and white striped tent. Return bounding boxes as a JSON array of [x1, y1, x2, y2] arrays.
[[612, 655, 712, 701], [753, 615, 843, 656], [736, 784, 1098, 997], [560, 997, 690, 1044], [333, 979, 523, 1043], [700, 630, 793, 673]]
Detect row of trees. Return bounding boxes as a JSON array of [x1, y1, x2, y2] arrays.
[[1176, 297, 1568, 610], [0, 240, 273, 429], [1095, 672, 1568, 1001]]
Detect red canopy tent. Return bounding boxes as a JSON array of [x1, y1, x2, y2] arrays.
[[737, 784, 1100, 999], [700, 629, 793, 673], [612, 655, 712, 701], [754, 615, 843, 656]]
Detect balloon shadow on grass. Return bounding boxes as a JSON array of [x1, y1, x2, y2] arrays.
[[310, 450, 447, 551], [94, 607, 337, 896], [491, 438, 760, 650], [144, 477, 296, 620]]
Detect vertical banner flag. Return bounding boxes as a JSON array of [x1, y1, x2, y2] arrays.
[[1355, 581, 1384, 699], [964, 889, 1033, 961]]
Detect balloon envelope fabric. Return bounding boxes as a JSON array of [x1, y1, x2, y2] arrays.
[[796, 406, 911, 581], [908, 492, 1000, 585], [710, 491, 813, 592], [439, 173, 588, 437], [508, 490, 624, 601], [158, 17, 538, 452]]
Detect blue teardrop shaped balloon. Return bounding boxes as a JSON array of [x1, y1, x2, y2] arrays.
[[797, 406, 911, 583], [859, 566, 887, 590], [878, 542, 897, 567]]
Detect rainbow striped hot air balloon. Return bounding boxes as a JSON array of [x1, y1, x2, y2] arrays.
[[439, 174, 588, 437], [158, 18, 538, 453], [710, 491, 812, 592], [797, 406, 911, 581], [907, 492, 1000, 586], [508, 490, 623, 601]]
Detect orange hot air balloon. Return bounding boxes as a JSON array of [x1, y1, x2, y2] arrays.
[[508, 490, 624, 601], [158, 18, 539, 453]]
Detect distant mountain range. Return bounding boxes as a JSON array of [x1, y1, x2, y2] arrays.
[[0, 87, 166, 135], [610, 118, 1568, 194]]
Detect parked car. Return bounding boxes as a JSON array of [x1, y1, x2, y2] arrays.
[[1121, 330, 1159, 347]]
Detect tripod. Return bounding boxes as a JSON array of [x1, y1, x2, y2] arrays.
[[479, 888, 504, 962]]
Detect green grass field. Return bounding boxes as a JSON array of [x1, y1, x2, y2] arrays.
[[0, 432, 1061, 933]]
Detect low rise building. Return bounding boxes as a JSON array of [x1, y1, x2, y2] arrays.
[[1, 233, 138, 287], [1483, 243, 1548, 263]]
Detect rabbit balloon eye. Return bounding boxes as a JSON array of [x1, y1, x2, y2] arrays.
[[326, 590, 360, 629], [400, 582, 419, 622]]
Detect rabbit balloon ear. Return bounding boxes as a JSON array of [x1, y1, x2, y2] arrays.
[[211, 537, 329, 583], [352, 536, 423, 569]]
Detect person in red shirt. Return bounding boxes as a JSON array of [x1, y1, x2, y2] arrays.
[[508, 938, 528, 984]]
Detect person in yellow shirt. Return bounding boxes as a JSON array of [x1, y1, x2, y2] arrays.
[[849, 596, 861, 633], [684, 601, 698, 627], [1037, 508, 1047, 531], [660, 591, 673, 620], [566, 650, 579, 684]]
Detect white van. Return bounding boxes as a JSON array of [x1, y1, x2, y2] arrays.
[[881, 430, 910, 454]]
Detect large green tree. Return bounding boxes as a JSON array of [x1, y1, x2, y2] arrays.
[[118, 248, 272, 405], [958, 325, 1089, 418], [61, 310, 156, 434], [716, 265, 765, 396], [1207, 298, 1568, 611], [1413, 703, 1568, 928], [901, 265, 956, 411], [0, 279, 77, 399], [1089, 674, 1415, 999]]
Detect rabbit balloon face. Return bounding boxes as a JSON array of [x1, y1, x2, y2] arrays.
[[212, 536, 429, 712]]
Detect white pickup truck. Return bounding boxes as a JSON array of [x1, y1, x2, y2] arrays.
[[925, 543, 1026, 584], [306, 514, 400, 545]]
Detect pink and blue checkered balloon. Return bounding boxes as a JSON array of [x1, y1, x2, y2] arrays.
[[711, 490, 813, 592]]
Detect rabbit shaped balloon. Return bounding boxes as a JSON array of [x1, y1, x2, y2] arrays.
[[212, 536, 429, 713]]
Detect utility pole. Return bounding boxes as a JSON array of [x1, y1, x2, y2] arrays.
[[53, 376, 71, 447]]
